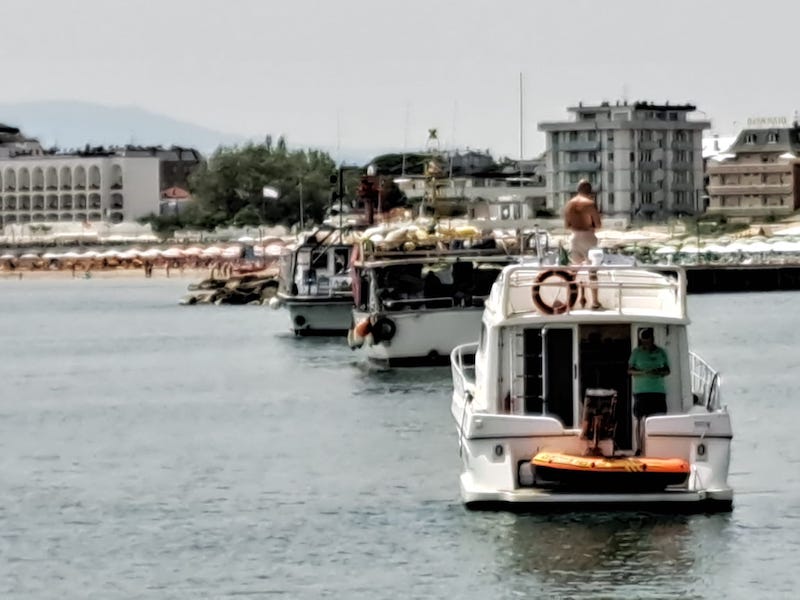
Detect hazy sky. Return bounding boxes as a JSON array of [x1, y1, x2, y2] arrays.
[[4, 0, 799, 158]]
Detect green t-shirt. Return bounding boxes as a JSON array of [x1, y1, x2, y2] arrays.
[[629, 346, 669, 394]]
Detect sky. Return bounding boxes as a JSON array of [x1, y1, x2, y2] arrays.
[[4, 0, 800, 160]]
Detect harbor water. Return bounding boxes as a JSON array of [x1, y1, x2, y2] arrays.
[[1, 278, 799, 599]]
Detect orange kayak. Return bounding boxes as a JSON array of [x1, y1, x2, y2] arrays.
[[532, 452, 689, 490]]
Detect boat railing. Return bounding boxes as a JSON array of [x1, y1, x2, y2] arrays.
[[451, 342, 478, 399], [690, 352, 722, 410], [502, 264, 686, 319]]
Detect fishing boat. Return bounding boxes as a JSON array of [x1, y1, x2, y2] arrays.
[[346, 222, 532, 367], [273, 226, 355, 336], [450, 260, 733, 511]]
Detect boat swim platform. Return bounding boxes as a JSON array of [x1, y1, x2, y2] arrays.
[[461, 485, 734, 514]]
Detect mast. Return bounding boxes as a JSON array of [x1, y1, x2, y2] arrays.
[[519, 72, 524, 180]]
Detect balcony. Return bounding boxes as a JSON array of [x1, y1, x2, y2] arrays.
[[671, 140, 694, 150], [706, 205, 792, 217], [639, 160, 662, 170], [558, 140, 601, 152], [671, 181, 696, 192], [639, 140, 662, 150], [562, 161, 601, 172], [707, 163, 790, 175], [706, 183, 791, 195], [639, 181, 662, 192], [671, 161, 694, 170]]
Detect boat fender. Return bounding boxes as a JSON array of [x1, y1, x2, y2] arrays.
[[531, 269, 578, 315], [347, 327, 363, 350], [370, 316, 396, 343], [354, 318, 372, 339]]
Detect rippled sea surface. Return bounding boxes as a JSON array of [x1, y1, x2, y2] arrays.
[[1, 278, 799, 599]]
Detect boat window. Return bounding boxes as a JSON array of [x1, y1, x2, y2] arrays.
[[333, 248, 349, 274]]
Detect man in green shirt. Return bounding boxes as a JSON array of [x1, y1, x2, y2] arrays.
[[628, 327, 670, 455]]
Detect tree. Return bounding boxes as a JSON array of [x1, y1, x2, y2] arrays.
[[184, 139, 337, 229]]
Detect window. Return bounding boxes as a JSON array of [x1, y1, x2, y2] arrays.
[[569, 131, 579, 142], [608, 171, 614, 184], [587, 130, 597, 141], [640, 151, 652, 162], [675, 130, 687, 141], [588, 152, 597, 162], [668, 112, 679, 121], [608, 152, 614, 163], [569, 152, 580, 163], [745, 134, 756, 144], [608, 192, 615, 206], [675, 191, 686, 204], [607, 130, 615, 141], [768, 132, 778, 144], [569, 172, 580, 183], [642, 192, 653, 203]]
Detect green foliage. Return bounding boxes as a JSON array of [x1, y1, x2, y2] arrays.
[[233, 205, 261, 227], [184, 139, 337, 228]]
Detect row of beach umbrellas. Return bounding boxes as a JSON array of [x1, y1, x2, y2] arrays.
[[0, 242, 287, 262]]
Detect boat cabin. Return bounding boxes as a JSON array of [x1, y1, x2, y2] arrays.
[[468, 264, 718, 452], [353, 252, 514, 313], [279, 240, 352, 298]]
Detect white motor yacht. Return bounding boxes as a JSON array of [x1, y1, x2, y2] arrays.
[[450, 261, 733, 512]]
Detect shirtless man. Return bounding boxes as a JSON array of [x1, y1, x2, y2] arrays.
[[564, 179, 602, 263], [564, 179, 602, 309]]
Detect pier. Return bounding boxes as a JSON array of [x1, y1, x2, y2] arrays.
[[685, 264, 800, 293]]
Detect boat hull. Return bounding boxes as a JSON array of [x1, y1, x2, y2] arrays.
[[352, 307, 484, 367], [280, 295, 353, 336]]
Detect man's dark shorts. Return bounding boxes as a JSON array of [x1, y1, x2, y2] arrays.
[[633, 392, 667, 419]]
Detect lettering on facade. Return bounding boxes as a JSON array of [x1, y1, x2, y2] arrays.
[[746, 116, 788, 128]]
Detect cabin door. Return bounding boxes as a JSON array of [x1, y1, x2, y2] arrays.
[[578, 324, 633, 450], [521, 326, 577, 426]]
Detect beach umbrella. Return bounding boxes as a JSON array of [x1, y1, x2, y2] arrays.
[[655, 246, 677, 255], [19, 253, 40, 260], [140, 248, 162, 259], [1, 253, 16, 260], [678, 244, 702, 254], [117, 249, 141, 260], [42, 252, 60, 260], [702, 244, 729, 254], [771, 240, 800, 253], [78, 250, 99, 259], [183, 247, 203, 256], [162, 248, 184, 259], [744, 241, 773, 253], [202, 247, 223, 257], [97, 249, 121, 258], [222, 245, 242, 257], [237, 236, 255, 243]]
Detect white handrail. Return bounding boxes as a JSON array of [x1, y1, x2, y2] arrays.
[[689, 352, 722, 410]]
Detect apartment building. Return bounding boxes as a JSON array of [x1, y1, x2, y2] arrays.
[[706, 125, 800, 219], [0, 124, 202, 227], [538, 101, 709, 220]]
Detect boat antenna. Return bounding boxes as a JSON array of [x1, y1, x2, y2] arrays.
[[402, 101, 410, 176], [519, 72, 524, 180]]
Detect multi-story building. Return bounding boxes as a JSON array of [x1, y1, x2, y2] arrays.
[[0, 125, 202, 227], [538, 101, 709, 220], [706, 126, 800, 219]]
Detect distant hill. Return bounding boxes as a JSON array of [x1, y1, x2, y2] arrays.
[[0, 100, 391, 166], [0, 100, 248, 154]]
